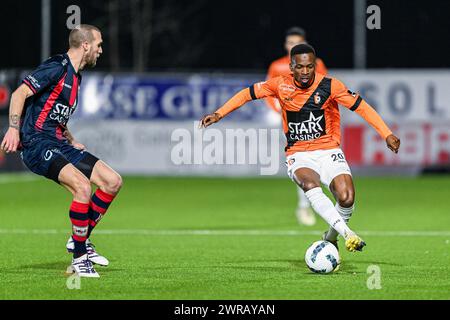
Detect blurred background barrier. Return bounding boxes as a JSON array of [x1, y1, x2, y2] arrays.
[[1, 70, 449, 175]]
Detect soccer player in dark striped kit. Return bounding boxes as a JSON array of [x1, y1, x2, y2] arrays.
[[1, 25, 122, 278]]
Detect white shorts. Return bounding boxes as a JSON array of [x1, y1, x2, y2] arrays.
[[286, 148, 352, 188]]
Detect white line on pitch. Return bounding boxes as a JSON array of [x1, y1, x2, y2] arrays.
[[0, 229, 449, 237]]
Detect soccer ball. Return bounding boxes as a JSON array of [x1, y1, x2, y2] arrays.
[[305, 240, 340, 273]]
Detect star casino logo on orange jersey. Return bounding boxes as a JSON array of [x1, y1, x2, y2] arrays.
[[286, 110, 326, 142]]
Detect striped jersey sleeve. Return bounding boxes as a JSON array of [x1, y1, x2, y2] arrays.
[[22, 59, 66, 95]]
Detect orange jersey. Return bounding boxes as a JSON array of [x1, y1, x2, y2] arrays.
[[216, 73, 392, 155], [266, 55, 328, 112]]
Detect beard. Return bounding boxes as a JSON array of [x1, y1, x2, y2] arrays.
[[83, 51, 98, 69], [85, 56, 97, 68]]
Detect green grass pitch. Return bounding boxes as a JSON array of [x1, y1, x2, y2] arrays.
[[0, 174, 449, 300]]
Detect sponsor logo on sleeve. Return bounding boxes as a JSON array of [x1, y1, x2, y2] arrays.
[[26, 75, 41, 89], [347, 89, 357, 97]]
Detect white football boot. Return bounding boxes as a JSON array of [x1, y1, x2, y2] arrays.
[[86, 241, 109, 266], [66, 237, 109, 266], [66, 254, 100, 278]]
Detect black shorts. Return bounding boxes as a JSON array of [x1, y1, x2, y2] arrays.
[[21, 138, 99, 183]]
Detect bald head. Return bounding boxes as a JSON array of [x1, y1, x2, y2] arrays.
[[69, 24, 100, 48]]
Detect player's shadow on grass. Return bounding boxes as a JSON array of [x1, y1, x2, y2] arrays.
[[226, 259, 354, 276], [18, 261, 124, 273], [18, 261, 68, 271], [315, 260, 403, 274], [224, 259, 318, 274], [230, 259, 402, 275], [348, 260, 404, 267]]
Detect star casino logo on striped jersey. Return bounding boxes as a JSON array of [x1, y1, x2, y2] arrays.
[[286, 110, 326, 142], [50, 103, 77, 126]]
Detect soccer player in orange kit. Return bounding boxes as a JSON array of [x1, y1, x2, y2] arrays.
[[200, 43, 401, 252], [266, 27, 328, 227]]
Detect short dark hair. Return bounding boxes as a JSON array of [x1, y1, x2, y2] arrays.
[[290, 43, 316, 58], [286, 26, 306, 38], [69, 24, 101, 48]]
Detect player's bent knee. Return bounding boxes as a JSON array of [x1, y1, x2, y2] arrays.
[[100, 172, 122, 195], [107, 173, 123, 194], [293, 168, 320, 192], [337, 190, 355, 208], [301, 181, 321, 192]]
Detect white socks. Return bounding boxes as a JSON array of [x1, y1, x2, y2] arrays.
[[297, 186, 311, 209], [304, 187, 353, 239], [326, 203, 354, 241]]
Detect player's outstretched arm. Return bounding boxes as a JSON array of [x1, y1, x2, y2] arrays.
[[198, 87, 253, 129], [1, 84, 34, 153], [354, 103, 401, 154], [357, 105, 401, 154], [332, 78, 401, 154], [199, 79, 279, 129]]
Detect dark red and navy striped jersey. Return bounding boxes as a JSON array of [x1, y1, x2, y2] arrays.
[[21, 53, 81, 143]]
